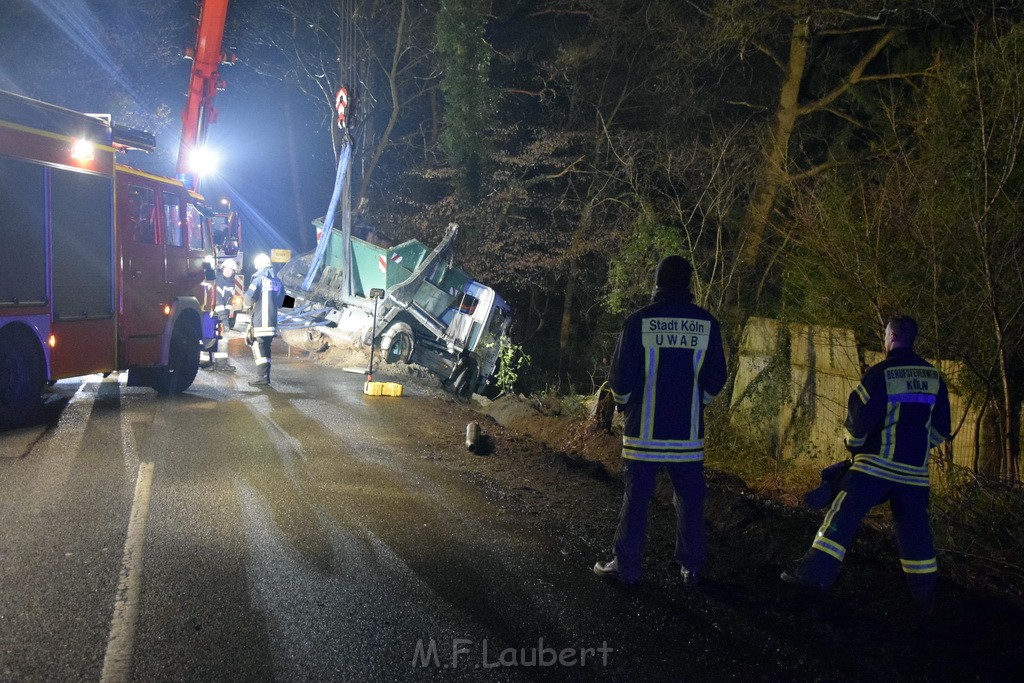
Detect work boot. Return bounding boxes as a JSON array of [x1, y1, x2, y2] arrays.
[[199, 358, 215, 369], [780, 569, 827, 591], [214, 359, 237, 373], [593, 558, 639, 585], [249, 364, 270, 386], [680, 567, 702, 586]]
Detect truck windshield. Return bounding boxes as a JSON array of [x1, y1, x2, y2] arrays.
[[487, 305, 509, 337]]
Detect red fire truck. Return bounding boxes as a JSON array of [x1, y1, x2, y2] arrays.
[[0, 90, 216, 429]]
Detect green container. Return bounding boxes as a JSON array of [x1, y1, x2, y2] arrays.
[[320, 226, 430, 298]]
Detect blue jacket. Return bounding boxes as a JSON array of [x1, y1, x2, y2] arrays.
[[214, 271, 235, 321], [844, 347, 952, 486], [243, 267, 285, 337], [609, 288, 727, 462]]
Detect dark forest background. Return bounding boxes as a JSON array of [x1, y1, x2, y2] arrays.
[[5, 0, 1024, 480]]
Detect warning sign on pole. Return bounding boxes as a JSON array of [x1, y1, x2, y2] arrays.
[[335, 87, 349, 129]]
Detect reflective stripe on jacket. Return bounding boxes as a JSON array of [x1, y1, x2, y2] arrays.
[[243, 267, 285, 337], [609, 288, 727, 462], [844, 347, 952, 486], [214, 272, 235, 318]]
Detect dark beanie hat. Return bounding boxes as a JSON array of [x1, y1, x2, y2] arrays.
[[655, 255, 692, 290]]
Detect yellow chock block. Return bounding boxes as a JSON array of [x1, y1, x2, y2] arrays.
[[363, 381, 403, 397]]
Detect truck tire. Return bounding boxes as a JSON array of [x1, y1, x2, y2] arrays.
[[449, 359, 479, 400], [282, 328, 329, 353], [385, 328, 414, 364], [0, 328, 44, 430], [155, 315, 201, 395]]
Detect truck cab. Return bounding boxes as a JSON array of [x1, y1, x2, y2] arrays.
[[380, 277, 512, 397]]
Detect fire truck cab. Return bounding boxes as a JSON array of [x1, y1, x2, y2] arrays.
[[0, 90, 215, 429]]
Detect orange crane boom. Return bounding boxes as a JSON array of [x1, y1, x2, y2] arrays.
[[176, 0, 233, 187]]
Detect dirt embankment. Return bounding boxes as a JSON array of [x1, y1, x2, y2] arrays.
[[297, 343, 1024, 679]]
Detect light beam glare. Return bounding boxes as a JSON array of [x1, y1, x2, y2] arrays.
[[214, 177, 298, 254], [25, 0, 142, 102]]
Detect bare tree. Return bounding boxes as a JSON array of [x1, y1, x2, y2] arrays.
[[240, 0, 438, 212]]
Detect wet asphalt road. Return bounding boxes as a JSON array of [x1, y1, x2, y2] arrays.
[[0, 338, 803, 682]]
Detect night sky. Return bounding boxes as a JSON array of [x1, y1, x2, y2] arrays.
[[0, 0, 338, 260]]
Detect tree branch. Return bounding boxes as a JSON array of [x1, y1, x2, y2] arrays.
[[524, 156, 587, 186], [821, 106, 866, 129], [799, 29, 898, 115], [725, 100, 768, 111], [787, 157, 850, 182], [504, 86, 557, 101], [751, 37, 786, 71]]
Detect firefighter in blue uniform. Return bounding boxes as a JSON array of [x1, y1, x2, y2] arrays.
[[782, 315, 952, 605], [594, 256, 727, 585], [243, 254, 285, 387], [202, 258, 238, 372]]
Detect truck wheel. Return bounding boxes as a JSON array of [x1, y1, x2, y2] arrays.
[[0, 329, 44, 429], [304, 329, 329, 353], [385, 330, 414, 364], [450, 359, 479, 400], [156, 315, 201, 395], [282, 328, 329, 353]]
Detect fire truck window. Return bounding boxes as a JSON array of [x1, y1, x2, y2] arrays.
[[0, 158, 46, 306], [187, 204, 205, 250], [211, 215, 227, 247], [52, 169, 113, 320], [128, 185, 156, 244], [163, 192, 184, 247]]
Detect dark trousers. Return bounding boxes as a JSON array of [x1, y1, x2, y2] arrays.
[[612, 459, 706, 581], [251, 336, 273, 380], [796, 471, 937, 602]]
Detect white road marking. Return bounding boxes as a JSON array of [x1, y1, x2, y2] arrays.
[[101, 461, 155, 683]]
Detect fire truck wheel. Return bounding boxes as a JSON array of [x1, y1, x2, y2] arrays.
[[385, 329, 414, 364], [156, 315, 201, 396], [0, 328, 44, 429]]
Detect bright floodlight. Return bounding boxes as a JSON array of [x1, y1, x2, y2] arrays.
[[71, 138, 94, 160], [190, 147, 220, 176]]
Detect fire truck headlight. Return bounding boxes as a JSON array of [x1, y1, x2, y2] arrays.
[[71, 138, 94, 160]]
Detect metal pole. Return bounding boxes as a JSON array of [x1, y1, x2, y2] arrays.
[[367, 296, 377, 380]]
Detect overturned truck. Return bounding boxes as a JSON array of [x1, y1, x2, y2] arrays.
[[279, 223, 512, 397]]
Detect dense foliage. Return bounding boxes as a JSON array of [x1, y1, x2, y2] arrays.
[[6, 0, 1024, 479]]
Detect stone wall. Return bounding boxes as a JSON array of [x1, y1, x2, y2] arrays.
[[730, 317, 994, 474]]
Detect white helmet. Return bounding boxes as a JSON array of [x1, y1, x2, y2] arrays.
[[253, 253, 272, 270], [221, 258, 238, 271]]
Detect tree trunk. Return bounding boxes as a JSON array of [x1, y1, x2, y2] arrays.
[[996, 337, 1020, 482], [559, 201, 593, 373], [735, 17, 810, 291], [357, 0, 407, 208], [559, 262, 577, 352]]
